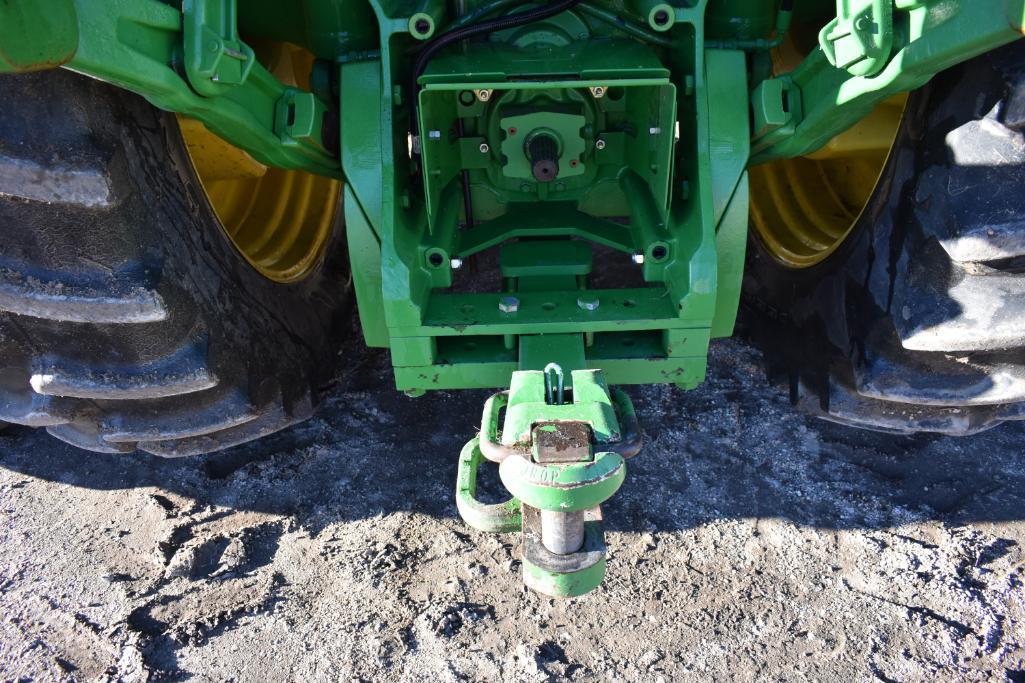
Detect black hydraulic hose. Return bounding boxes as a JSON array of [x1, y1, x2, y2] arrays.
[[409, 0, 585, 138], [445, 0, 532, 32]]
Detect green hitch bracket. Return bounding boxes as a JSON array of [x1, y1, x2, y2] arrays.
[[454, 368, 640, 598], [819, 0, 893, 78], [183, 0, 256, 97]]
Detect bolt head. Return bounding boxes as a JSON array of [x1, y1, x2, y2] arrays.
[[577, 297, 600, 311], [590, 86, 606, 98], [475, 89, 492, 102], [499, 296, 520, 313], [631, 253, 645, 265], [450, 258, 463, 269], [595, 139, 607, 151], [479, 142, 490, 154]]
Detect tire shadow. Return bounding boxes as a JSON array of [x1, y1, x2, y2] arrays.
[[1, 337, 1023, 540]]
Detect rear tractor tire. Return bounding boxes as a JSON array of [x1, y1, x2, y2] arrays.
[[743, 43, 1025, 436], [0, 69, 350, 456]]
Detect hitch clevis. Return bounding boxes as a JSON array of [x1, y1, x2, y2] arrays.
[[456, 365, 641, 597]]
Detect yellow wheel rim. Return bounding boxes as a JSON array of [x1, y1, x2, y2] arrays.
[[750, 37, 906, 269], [178, 44, 341, 284]]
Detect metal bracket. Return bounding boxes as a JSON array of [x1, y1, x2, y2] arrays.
[[274, 89, 331, 153], [455, 437, 522, 534], [183, 0, 256, 96], [819, 0, 894, 77], [455, 368, 643, 597]]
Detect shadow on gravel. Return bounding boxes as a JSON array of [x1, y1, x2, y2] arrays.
[[1, 339, 1023, 539]]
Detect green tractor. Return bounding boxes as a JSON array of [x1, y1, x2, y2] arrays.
[[1, 0, 1022, 597]]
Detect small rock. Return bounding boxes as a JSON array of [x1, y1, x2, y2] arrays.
[[639, 649, 664, 670]]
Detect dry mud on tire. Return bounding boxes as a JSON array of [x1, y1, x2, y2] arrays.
[[1, 338, 1024, 682]]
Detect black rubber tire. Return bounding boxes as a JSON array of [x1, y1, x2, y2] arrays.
[[0, 70, 351, 456], [742, 42, 1025, 436]]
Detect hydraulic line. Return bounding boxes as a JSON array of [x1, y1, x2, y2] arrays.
[[410, 0, 584, 138], [446, 0, 531, 32], [445, 1, 792, 53], [410, 0, 584, 230], [446, 0, 675, 49], [577, 3, 675, 49]]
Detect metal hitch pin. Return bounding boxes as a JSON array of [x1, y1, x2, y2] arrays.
[[543, 363, 564, 405]]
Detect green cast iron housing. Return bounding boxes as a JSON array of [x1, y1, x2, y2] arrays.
[[343, 0, 752, 393]]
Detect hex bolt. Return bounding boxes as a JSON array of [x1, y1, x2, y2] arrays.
[[540, 509, 585, 555], [631, 253, 645, 265], [450, 258, 463, 269], [479, 142, 490, 154], [595, 139, 607, 151], [499, 296, 520, 313], [577, 296, 600, 311], [589, 86, 606, 98], [474, 89, 493, 102]]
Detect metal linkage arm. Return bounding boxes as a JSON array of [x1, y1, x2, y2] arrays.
[[0, 0, 341, 178], [752, 0, 1025, 164]]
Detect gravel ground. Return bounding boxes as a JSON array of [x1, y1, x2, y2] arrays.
[[1, 336, 1024, 682]]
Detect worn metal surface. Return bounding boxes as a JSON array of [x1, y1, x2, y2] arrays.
[[521, 505, 609, 598], [457, 370, 628, 595]]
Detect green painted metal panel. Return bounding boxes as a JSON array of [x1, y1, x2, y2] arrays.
[[710, 172, 748, 339], [705, 49, 749, 227], [340, 59, 386, 235], [0, 0, 78, 72], [344, 186, 390, 348]]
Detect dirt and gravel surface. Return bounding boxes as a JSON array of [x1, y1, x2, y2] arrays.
[[1, 334, 1024, 682]]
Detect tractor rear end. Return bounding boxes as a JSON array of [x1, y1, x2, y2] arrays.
[[1, 0, 1023, 596]]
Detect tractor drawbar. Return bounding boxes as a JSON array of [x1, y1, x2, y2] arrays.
[[456, 365, 640, 597]]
